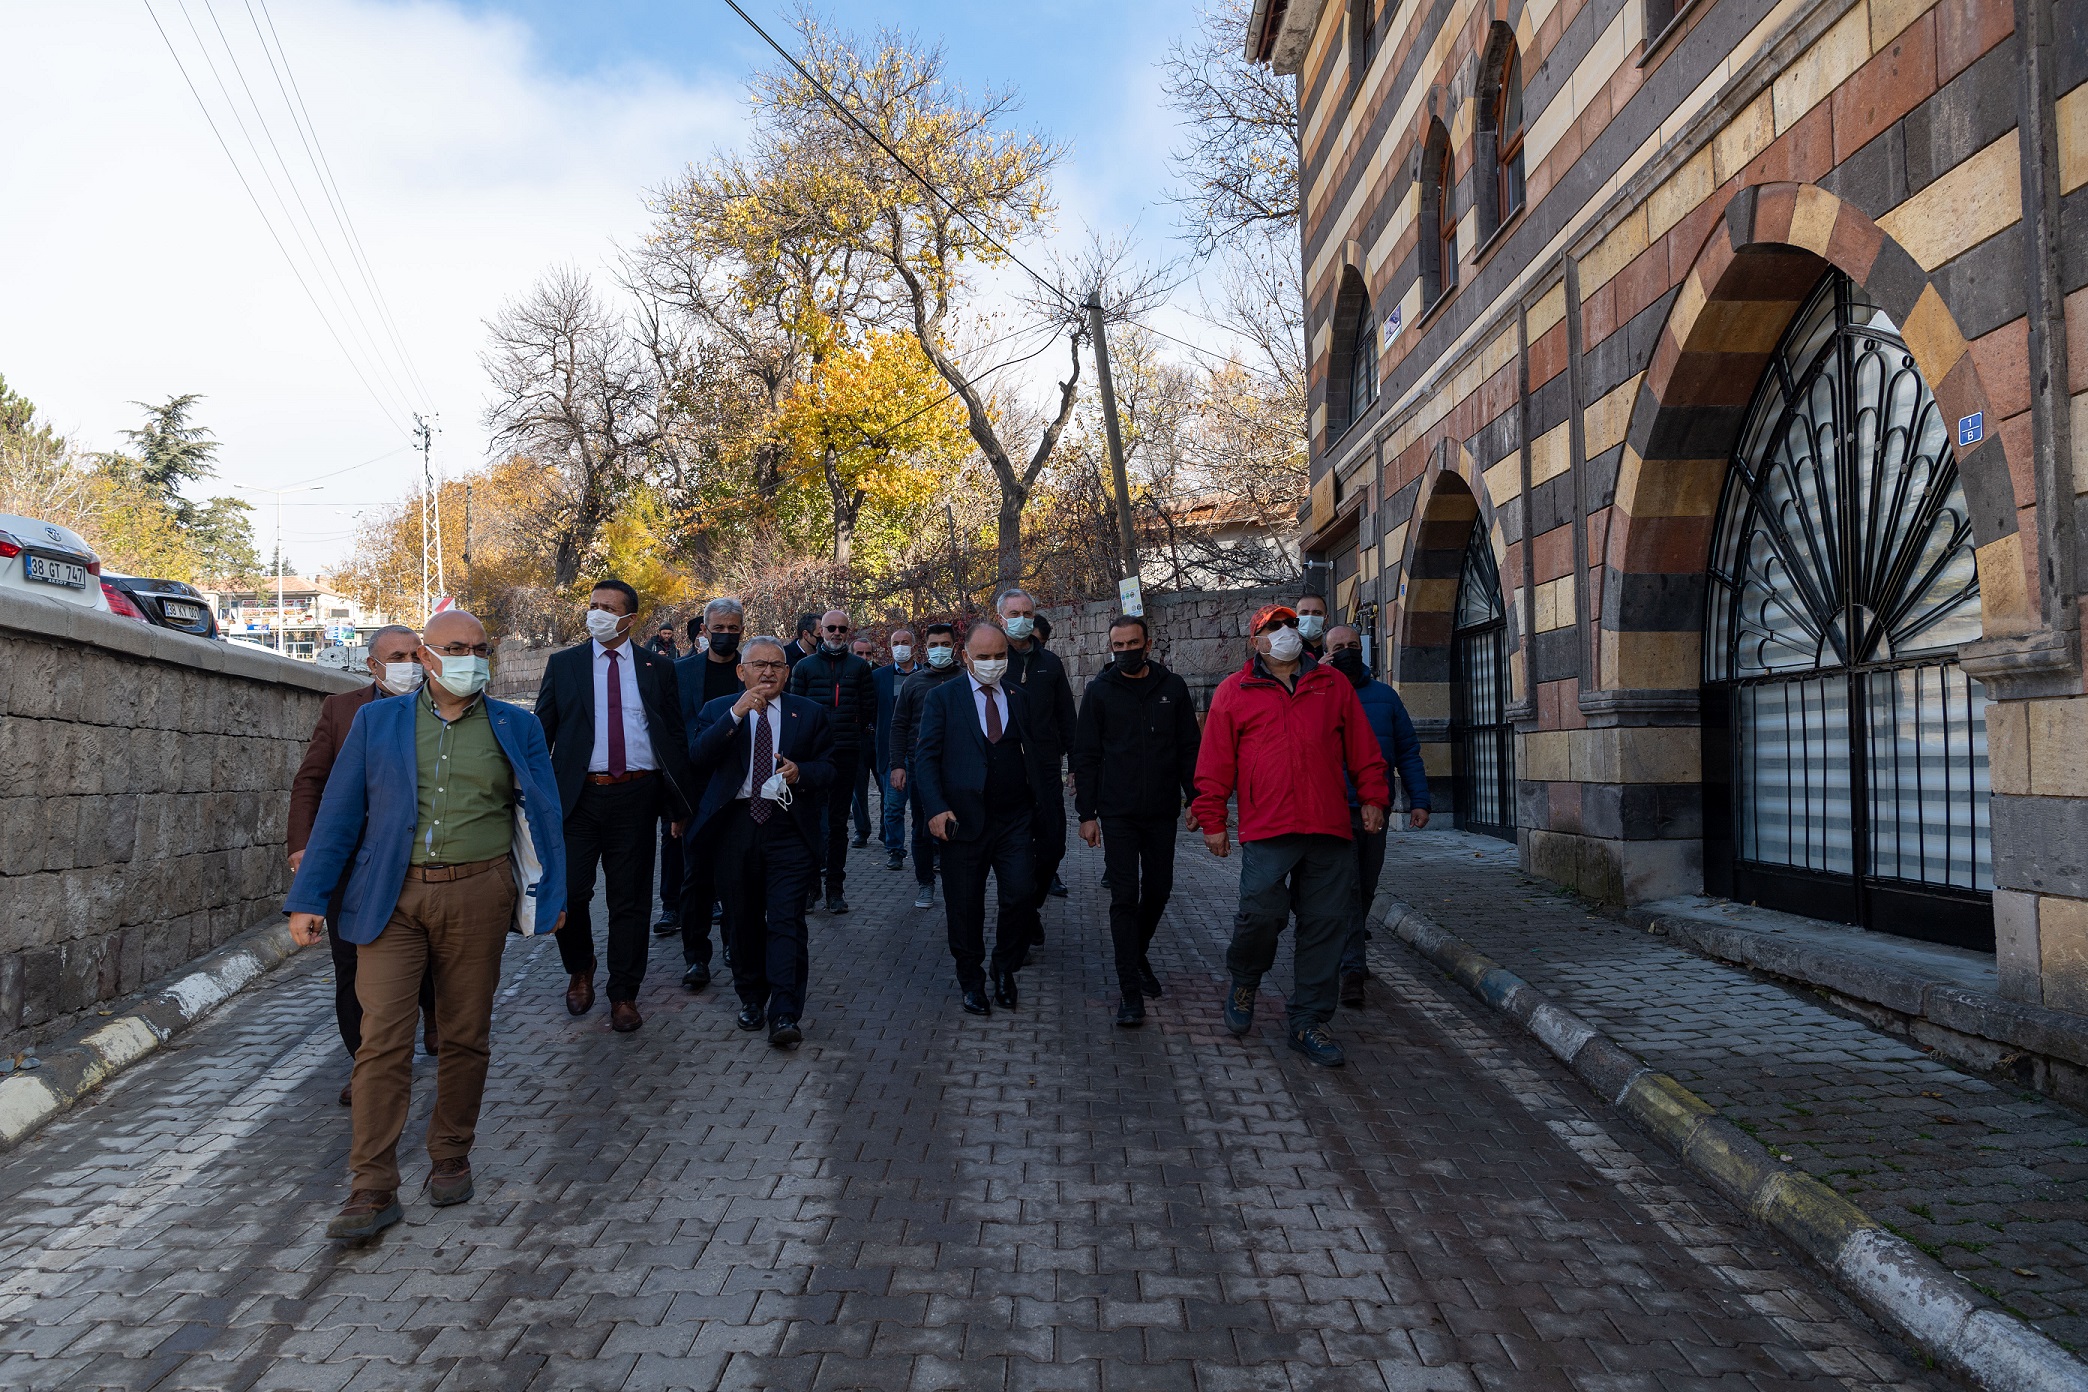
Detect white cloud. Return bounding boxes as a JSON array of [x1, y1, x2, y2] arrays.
[[0, 0, 742, 571]]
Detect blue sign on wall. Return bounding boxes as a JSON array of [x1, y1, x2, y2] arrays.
[[1957, 412, 1984, 448]]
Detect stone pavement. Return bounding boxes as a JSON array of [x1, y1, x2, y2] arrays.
[[1369, 829, 2088, 1356], [0, 816, 1951, 1391]]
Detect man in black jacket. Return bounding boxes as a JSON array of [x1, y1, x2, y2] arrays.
[[787, 608, 877, 912], [1073, 615, 1202, 1027], [664, 597, 747, 988], [888, 621, 964, 910], [995, 588, 1077, 917], [534, 578, 696, 1032]]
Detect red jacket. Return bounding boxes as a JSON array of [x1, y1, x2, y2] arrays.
[[1192, 656, 1391, 843]]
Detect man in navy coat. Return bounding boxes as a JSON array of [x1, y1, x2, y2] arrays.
[[914, 621, 1057, 1016], [687, 635, 835, 1047], [286, 608, 567, 1241]]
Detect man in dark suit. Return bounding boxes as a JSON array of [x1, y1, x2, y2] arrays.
[[687, 636, 834, 1048], [994, 588, 1077, 913], [783, 613, 819, 672], [534, 578, 695, 1032], [288, 624, 435, 1104], [915, 621, 1055, 1016], [665, 597, 746, 989], [787, 608, 877, 913]]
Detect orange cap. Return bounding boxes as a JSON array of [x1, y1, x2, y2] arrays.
[[1249, 603, 1297, 634]]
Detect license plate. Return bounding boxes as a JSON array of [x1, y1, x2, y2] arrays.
[[161, 600, 202, 622], [23, 553, 86, 589]]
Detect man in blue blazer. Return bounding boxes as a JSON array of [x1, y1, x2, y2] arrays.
[[286, 609, 566, 1242], [687, 635, 834, 1048], [914, 621, 1056, 1016]]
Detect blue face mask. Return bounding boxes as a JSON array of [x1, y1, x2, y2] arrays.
[[926, 646, 955, 668], [1003, 614, 1035, 639], [433, 655, 489, 698]]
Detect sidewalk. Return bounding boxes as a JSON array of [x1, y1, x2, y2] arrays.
[[1371, 828, 2088, 1354]]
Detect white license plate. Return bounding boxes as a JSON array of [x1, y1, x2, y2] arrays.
[[24, 554, 86, 589], [161, 600, 202, 622]]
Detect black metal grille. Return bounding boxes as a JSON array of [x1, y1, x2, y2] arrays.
[[1453, 526, 1515, 842]]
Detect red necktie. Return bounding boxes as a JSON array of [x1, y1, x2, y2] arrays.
[[606, 649, 626, 778], [749, 711, 775, 824], [983, 687, 1003, 744]]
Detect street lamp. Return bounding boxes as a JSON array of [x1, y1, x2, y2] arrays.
[[234, 484, 324, 654]]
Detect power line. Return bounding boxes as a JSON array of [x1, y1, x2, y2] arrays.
[[717, 0, 1078, 314], [142, 0, 412, 437]]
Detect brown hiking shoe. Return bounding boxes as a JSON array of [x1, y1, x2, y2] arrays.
[[428, 1157, 473, 1207], [326, 1189, 401, 1240]]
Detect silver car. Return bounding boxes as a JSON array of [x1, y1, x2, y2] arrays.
[[0, 514, 112, 614]]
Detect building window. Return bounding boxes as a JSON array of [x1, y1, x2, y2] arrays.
[[1702, 270, 1991, 948], [1474, 26, 1526, 243], [1645, 0, 1681, 40], [1495, 44, 1525, 225], [1349, 295, 1378, 422], [1349, 0, 1375, 87], [1419, 121, 1456, 307], [1327, 268, 1375, 442], [1453, 525, 1514, 841]]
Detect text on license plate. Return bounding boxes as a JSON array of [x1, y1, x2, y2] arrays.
[[24, 554, 86, 588], [162, 601, 202, 622]]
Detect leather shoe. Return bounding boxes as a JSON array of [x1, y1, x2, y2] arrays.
[[652, 912, 680, 936], [428, 1157, 473, 1207], [1116, 996, 1145, 1028], [736, 1003, 766, 1031], [610, 1000, 642, 1033], [1048, 874, 1068, 898], [565, 971, 595, 1016], [993, 969, 1019, 1010], [682, 962, 712, 991], [337, 1079, 352, 1106], [422, 1019, 441, 1057], [961, 989, 992, 1016], [1138, 961, 1164, 999], [826, 895, 850, 914], [326, 1188, 400, 1241], [768, 1017, 802, 1048], [851, 835, 869, 848]]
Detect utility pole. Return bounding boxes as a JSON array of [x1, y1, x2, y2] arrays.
[[413, 413, 441, 622], [461, 482, 473, 571], [1085, 290, 1139, 585]]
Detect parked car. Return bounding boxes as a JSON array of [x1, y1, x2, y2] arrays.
[[103, 573, 219, 638], [0, 514, 112, 614]]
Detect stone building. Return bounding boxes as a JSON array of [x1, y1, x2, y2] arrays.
[[1251, 0, 2085, 1009]]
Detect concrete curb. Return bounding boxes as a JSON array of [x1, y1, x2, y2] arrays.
[[1375, 896, 2088, 1392], [0, 921, 306, 1151]]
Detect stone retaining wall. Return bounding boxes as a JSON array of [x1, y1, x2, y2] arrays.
[[1042, 585, 1291, 710], [0, 590, 361, 1056]]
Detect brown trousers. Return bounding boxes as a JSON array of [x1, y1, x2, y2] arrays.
[[350, 868, 515, 1191]]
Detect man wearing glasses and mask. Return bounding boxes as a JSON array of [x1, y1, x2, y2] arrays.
[[534, 579, 696, 1032], [285, 609, 568, 1240], [787, 608, 877, 913]]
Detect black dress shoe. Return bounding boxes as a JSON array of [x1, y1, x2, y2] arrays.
[[682, 963, 712, 991], [736, 1004, 766, 1032], [768, 1017, 802, 1048], [1116, 996, 1145, 1028], [826, 895, 849, 914], [652, 913, 680, 937], [1138, 962, 1164, 999], [993, 970, 1019, 1010], [851, 835, 869, 848], [961, 989, 992, 1016], [1047, 875, 1068, 898]]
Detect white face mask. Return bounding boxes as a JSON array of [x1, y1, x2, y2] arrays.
[[758, 770, 793, 809], [433, 655, 490, 698], [584, 609, 626, 643], [1296, 614, 1326, 640], [377, 662, 424, 696], [890, 645, 913, 664], [926, 645, 955, 668], [1002, 614, 1035, 639], [1264, 627, 1304, 664], [970, 657, 1009, 686]]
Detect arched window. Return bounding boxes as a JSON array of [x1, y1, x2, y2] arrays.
[[1327, 268, 1375, 441], [1703, 270, 1991, 947], [1349, 0, 1376, 88], [1419, 121, 1456, 307], [1495, 44, 1525, 224], [1475, 26, 1525, 241], [1349, 294, 1378, 423]]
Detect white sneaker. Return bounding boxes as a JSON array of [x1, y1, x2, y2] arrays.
[[914, 885, 934, 909]]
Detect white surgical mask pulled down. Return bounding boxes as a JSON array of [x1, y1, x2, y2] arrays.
[[433, 655, 490, 698], [1264, 627, 1305, 664], [378, 662, 424, 696], [1296, 614, 1326, 640], [584, 609, 626, 643], [890, 644, 913, 664], [970, 657, 1009, 686], [926, 646, 955, 669], [1002, 614, 1035, 639], [758, 770, 793, 809]]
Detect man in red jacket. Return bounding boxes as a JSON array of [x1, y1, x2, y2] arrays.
[[1193, 603, 1390, 1067]]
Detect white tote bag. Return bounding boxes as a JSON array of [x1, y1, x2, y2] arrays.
[[510, 798, 548, 935]]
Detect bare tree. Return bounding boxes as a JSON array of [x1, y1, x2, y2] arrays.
[[481, 266, 661, 590], [1160, 0, 1302, 254]]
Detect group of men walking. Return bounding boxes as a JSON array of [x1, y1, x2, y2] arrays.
[[280, 582, 1429, 1241]]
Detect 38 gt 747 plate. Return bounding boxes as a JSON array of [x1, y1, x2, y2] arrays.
[[23, 553, 86, 589]]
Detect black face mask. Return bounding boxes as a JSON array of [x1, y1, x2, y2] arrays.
[[1328, 647, 1368, 688], [1112, 647, 1148, 676], [708, 632, 740, 656]]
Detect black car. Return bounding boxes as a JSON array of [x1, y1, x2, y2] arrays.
[[105, 574, 219, 639]]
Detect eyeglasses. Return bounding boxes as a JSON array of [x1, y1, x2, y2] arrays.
[[743, 659, 787, 672], [1258, 617, 1300, 632], [431, 641, 491, 657], [822, 624, 852, 634]]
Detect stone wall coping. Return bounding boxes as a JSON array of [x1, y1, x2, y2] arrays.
[[0, 586, 364, 696]]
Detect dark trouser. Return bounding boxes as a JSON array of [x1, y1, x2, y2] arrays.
[[818, 750, 858, 898], [1030, 796, 1067, 906], [657, 816, 682, 918], [939, 808, 1038, 992], [1339, 807, 1390, 977], [350, 866, 514, 1192], [679, 825, 720, 967], [555, 776, 659, 1002], [714, 804, 814, 1021], [881, 767, 909, 858], [850, 757, 873, 840], [909, 774, 940, 886], [1102, 815, 1176, 998], [327, 913, 434, 1058], [1225, 833, 1359, 1032]]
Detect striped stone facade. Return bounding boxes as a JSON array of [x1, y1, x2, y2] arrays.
[[1256, 0, 2087, 1008]]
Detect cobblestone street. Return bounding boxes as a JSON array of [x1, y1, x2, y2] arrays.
[[0, 823, 1952, 1391]]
